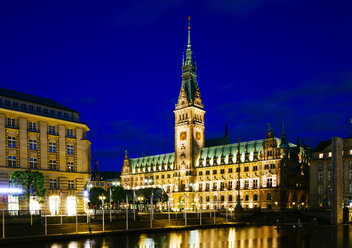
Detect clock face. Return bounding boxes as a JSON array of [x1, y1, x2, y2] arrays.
[[196, 132, 201, 140], [180, 131, 187, 140]]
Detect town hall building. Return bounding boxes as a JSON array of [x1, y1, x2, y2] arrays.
[[121, 19, 310, 211]]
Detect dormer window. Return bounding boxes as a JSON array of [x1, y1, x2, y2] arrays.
[[319, 153, 324, 159]]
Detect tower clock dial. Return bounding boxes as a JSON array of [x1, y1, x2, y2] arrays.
[[180, 131, 187, 140]]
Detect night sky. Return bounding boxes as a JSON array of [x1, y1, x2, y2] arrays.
[[1, 1, 352, 172]]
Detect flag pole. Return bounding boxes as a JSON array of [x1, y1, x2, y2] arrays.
[[168, 199, 170, 227], [150, 193, 153, 228], [44, 195, 47, 236], [133, 190, 136, 221], [126, 194, 129, 230], [109, 188, 112, 223]]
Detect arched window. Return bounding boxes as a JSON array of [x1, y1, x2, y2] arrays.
[[221, 195, 225, 202], [206, 196, 210, 202], [199, 196, 203, 203], [253, 194, 258, 201], [245, 195, 249, 201], [229, 195, 233, 202]]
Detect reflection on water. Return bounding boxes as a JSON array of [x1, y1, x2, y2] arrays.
[[11, 225, 352, 248]]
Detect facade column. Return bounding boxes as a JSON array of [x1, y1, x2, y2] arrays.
[[331, 136, 343, 225]]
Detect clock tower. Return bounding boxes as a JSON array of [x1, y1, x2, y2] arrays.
[[174, 17, 205, 195]]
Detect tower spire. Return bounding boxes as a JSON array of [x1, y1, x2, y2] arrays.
[[187, 16, 191, 50]]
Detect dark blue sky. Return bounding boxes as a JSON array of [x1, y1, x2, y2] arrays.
[[1, 0, 352, 172]]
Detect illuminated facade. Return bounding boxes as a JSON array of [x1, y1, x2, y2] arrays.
[[121, 20, 310, 210], [0, 88, 91, 215], [310, 138, 352, 208]]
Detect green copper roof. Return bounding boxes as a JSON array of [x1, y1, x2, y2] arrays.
[[128, 137, 296, 174]]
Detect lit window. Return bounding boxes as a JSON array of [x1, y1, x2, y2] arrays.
[[68, 180, 75, 190], [49, 142, 56, 153], [328, 152, 332, 157], [67, 145, 74, 155], [67, 129, 73, 138], [30, 158, 37, 169], [350, 150, 352, 155], [7, 118, 15, 128], [49, 179, 57, 189], [67, 162, 74, 172], [29, 139, 37, 150], [28, 122, 36, 132], [8, 136, 16, 148], [319, 153, 324, 159], [49, 160, 57, 171], [49, 125, 56, 134], [49, 195, 59, 215], [8, 156, 17, 167]]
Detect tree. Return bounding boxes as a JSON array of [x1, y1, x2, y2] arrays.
[[89, 187, 106, 209], [110, 185, 125, 208], [10, 170, 46, 211]]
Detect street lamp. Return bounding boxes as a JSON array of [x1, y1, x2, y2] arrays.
[[99, 194, 106, 231]]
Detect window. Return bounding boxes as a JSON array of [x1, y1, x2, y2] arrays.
[[270, 164, 276, 169], [318, 172, 323, 182], [245, 195, 249, 201], [161, 175, 164, 179], [236, 167, 240, 173], [64, 113, 68, 118], [67, 129, 73, 137], [49, 160, 57, 171], [244, 180, 249, 189], [319, 186, 323, 195], [29, 105, 34, 111], [8, 156, 17, 167], [50, 109, 55, 116], [213, 170, 217, 175], [49, 126, 56, 134], [350, 150, 352, 155], [228, 168, 233, 173], [267, 193, 272, 201], [57, 111, 62, 117], [30, 158, 37, 169], [29, 140, 37, 150], [253, 166, 258, 171], [253, 179, 258, 188], [328, 152, 332, 157], [267, 178, 273, 187], [13, 102, 18, 108], [229, 195, 233, 202], [67, 162, 74, 172], [205, 183, 210, 191], [220, 169, 225, 174], [350, 170, 352, 180], [328, 171, 331, 181], [5, 100, 10, 106], [156, 175, 159, 179], [49, 142, 56, 153], [28, 122, 36, 131], [167, 174, 170, 178], [236, 181, 240, 189], [228, 181, 233, 189], [199, 171, 203, 176], [244, 167, 249, 172], [264, 164, 270, 170], [21, 103, 27, 110], [206, 170, 210, 175], [253, 194, 258, 201], [213, 182, 217, 190], [7, 118, 15, 128], [44, 108, 48, 114], [68, 180, 75, 190], [67, 145, 74, 155], [319, 153, 324, 159], [350, 184, 352, 193], [8, 136, 16, 148], [50, 179, 57, 189], [318, 164, 323, 170], [36, 106, 41, 113]]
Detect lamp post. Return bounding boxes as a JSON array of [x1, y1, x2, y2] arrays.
[[99, 194, 106, 231]]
